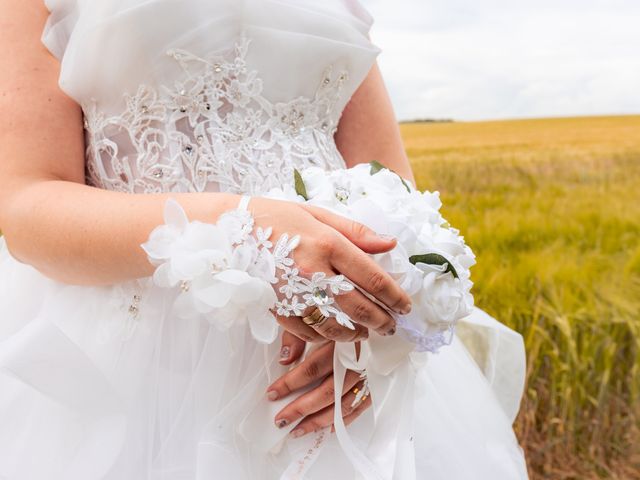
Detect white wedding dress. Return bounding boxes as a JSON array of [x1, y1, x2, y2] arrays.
[[0, 1, 529, 479]]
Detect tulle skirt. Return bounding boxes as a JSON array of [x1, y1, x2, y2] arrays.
[[0, 236, 528, 479]]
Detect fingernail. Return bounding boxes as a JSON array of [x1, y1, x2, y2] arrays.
[[289, 428, 305, 438], [378, 233, 396, 242], [387, 327, 396, 336], [267, 390, 279, 401], [279, 346, 291, 360], [275, 418, 289, 429], [399, 303, 412, 315]]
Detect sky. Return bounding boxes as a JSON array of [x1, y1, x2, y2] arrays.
[[361, 0, 640, 121]]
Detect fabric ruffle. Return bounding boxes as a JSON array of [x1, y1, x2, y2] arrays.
[[41, 0, 79, 60], [40, 0, 380, 108]]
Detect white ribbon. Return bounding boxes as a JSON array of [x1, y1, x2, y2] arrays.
[[332, 333, 418, 480], [238, 194, 252, 212]]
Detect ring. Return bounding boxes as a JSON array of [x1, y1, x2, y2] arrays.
[[350, 375, 370, 408], [302, 307, 329, 327]]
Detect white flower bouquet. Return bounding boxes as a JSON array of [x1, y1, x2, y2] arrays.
[[267, 162, 476, 352], [141, 162, 475, 352]]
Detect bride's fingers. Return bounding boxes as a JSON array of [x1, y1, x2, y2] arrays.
[[300, 207, 411, 315], [267, 341, 335, 401], [340, 395, 373, 429], [309, 315, 369, 343], [289, 380, 371, 438], [301, 205, 397, 255], [273, 370, 361, 429], [279, 331, 307, 366], [329, 237, 412, 316], [335, 289, 397, 337], [276, 315, 324, 344]]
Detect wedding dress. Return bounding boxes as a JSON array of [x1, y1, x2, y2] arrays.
[[0, 0, 529, 478]]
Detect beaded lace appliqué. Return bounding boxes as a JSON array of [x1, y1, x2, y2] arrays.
[[82, 36, 350, 195]]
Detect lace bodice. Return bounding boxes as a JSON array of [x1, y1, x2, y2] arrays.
[[83, 37, 350, 195], [42, 0, 380, 196]]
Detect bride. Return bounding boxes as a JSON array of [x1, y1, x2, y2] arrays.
[[0, 1, 529, 479]]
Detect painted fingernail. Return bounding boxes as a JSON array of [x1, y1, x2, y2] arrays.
[[279, 346, 291, 360], [267, 390, 279, 401], [290, 428, 305, 438], [275, 418, 289, 429], [399, 303, 412, 315]]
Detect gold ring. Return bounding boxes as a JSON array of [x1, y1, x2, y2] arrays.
[[302, 308, 328, 327]]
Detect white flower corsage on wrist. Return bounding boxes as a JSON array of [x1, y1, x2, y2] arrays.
[[140, 196, 355, 344]]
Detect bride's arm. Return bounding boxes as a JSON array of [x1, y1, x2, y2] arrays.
[[335, 63, 415, 184], [0, 2, 244, 286]]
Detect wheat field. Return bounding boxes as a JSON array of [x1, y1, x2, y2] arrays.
[[402, 116, 640, 479]]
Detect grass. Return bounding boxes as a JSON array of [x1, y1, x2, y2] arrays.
[[402, 115, 640, 479]]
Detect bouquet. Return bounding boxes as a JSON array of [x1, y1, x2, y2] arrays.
[[141, 162, 475, 352]]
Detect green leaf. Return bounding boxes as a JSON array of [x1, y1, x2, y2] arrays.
[[294, 168, 309, 200], [409, 253, 459, 278], [369, 160, 386, 175], [368, 161, 412, 193]]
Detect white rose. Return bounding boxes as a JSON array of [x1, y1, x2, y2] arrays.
[[265, 184, 300, 202], [416, 271, 474, 326], [300, 167, 333, 197], [374, 245, 423, 296]]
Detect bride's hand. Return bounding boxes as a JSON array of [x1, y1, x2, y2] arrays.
[[266, 333, 371, 436], [250, 197, 411, 342]]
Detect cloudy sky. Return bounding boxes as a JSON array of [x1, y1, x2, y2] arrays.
[[361, 0, 640, 121]]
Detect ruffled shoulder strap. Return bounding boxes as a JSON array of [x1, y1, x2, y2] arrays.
[[340, 0, 375, 35], [41, 0, 79, 60]]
